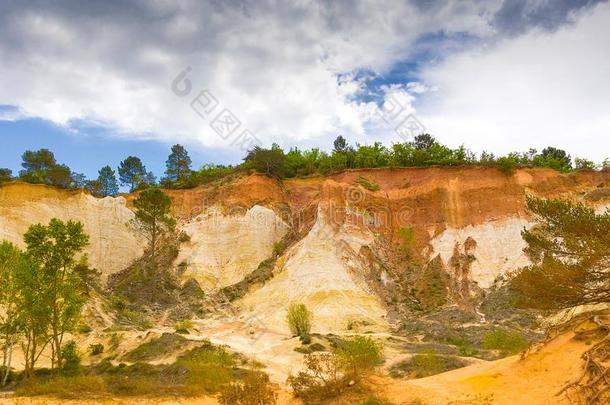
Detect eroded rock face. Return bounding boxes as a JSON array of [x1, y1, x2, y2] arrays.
[[430, 217, 532, 288], [176, 205, 289, 290], [0, 182, 142, 278], [240, 206, 387, 333]]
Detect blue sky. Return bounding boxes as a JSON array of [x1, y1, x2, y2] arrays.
[[1, 0, 609, 179], [0, 118, 238, 180]]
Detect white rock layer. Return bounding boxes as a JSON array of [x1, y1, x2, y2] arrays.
[[240, 207, 387, 333], [0, 190, 141, 277], [176, 205, 289, 290], [430, 217, 533, 288]]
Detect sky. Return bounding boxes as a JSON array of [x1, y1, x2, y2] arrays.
[[1, 0, 609, 180]]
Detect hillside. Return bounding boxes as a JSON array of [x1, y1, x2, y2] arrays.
[[2, 166, 610, 404], [2, 167, 610, 333]]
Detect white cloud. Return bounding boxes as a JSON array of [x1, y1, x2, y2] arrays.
[[418, 2, 610, 161], [0, 0, 496, 155], [0, 0, 608, 162]]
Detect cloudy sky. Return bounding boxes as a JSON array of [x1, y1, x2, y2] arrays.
[[1, 0, 609, 178]]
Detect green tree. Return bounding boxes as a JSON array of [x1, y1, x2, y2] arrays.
[[132, 188, 176, 261], [0, 168, 12, 184], [118, 156, 147, 192], [23, 219, 89, 370], [19, 149, 57, 183], [333, 135, 348, 154], [244, 146, 286, 177], [533, 146, 572, 172], [510, 196, 610, 310], [19, 149, 80, 188], [97, 165, 119, 196], [15, 256, 49, 378], [0, 241, 22, 386], [413, 133, 436, 150], [164, 144, 192, 187], [574, 157, 597, 171]]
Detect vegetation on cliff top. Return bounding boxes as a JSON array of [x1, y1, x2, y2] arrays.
[[2, 134, 609, 194]]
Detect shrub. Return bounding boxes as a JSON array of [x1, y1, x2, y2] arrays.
[[78, 324, 93, 334], [61, 341, 82, 376], [272, 240, 286, 256], [177, 341, 236, 394], [286, 303, 312, 340], [219, 372, 277, 405], [496, 156, 517, 175], [335, 336, 383, 380], [409, 350, 446, 378], [288, 353, 346, 404], [482, 330, 528, 356], [89, 343, 104, 355], [355, 176, 380, 192], [174, 319, 193, 334]]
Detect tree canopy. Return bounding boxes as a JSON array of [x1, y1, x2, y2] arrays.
[[164, 144, 192, 187], [132, 188, 176, 261], [510, 196, 610, 310]]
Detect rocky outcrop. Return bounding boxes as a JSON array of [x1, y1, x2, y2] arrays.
[[2, 168, 610, 334], [176, 205, 289, 290], [0, 182, 142, 278]]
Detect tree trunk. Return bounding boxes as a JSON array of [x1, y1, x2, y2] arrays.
[[2, 342, 12, 386]]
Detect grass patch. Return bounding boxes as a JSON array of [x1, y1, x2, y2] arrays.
[[390, 350, 469, 379], [16, 376, 107, 399], [482, 330, 528, 356]]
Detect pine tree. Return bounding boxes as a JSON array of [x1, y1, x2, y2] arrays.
[[118, 156, 147, 192], [98, 166, 119, 196], [164, 144, 192, 187]]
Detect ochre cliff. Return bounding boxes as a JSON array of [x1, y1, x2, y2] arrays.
[[2, 167, 610, 332]]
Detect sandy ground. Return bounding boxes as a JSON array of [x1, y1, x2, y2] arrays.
[[1, 320, 589, 404]]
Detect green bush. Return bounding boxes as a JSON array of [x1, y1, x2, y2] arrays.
[[219, 372, 277, 405], [335, 336, 383, 379], [482, 330, 528, 356], [177, 341, 236, 394], [89, 343, 104, 356], [272, 240, 286, 256], [286, 303, 312, 340], [61, 341, 82, 376], [288, 353, 346, 404], [174, 319, 193, 334], [409, 350, 445, 378]]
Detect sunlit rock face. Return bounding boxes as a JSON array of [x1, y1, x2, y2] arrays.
[[0, 182, 142, 278], [176, 205, 289, 290], [429, 217, 533, 288], [240, 206, 387, 334]]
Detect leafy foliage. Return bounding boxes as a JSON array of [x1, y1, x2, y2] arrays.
[[219, 372, 277, 405], [0, 168, 12, 184], [335, 336, 383, 380], [163, 144, 192, 187], [22, 219, 90, 372], [286, 303, 312, 340], [482, 330, 528, 356], [510, 196, 610, 310], [131, 188, 176, 260], [118, 156, 148, 192]]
